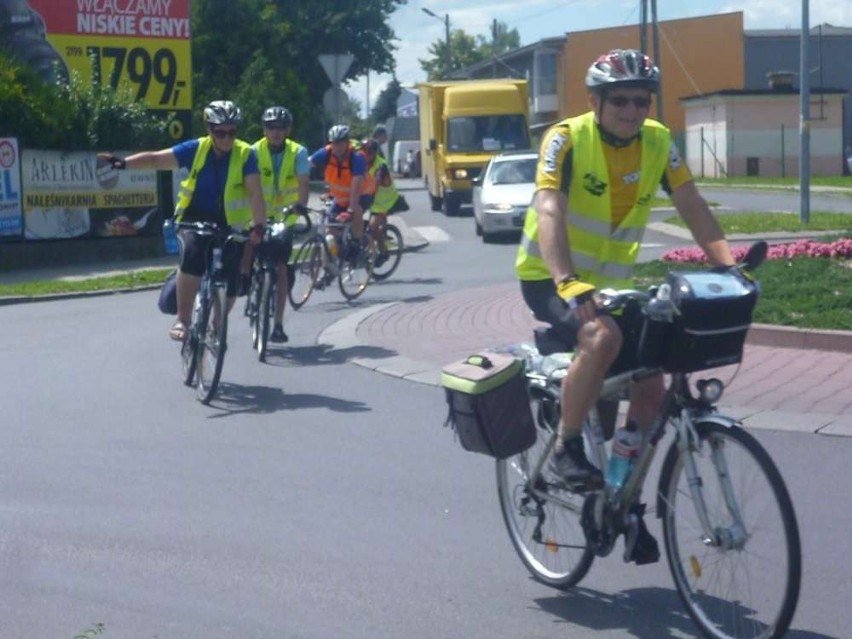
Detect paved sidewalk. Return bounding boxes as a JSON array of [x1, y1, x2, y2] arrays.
[[319, 282, 852, 438]]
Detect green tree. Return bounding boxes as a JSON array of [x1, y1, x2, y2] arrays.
[[419, 22, 522, 81], [369, 78, 402, 124], [191, 0, 405, 150]]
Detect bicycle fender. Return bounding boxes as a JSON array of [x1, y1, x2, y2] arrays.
[[654, 415, 740, 519]]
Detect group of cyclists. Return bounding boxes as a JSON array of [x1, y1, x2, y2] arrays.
[[100, 105, 402, 347]]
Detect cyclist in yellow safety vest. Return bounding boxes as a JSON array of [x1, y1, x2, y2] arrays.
[[515, 50, 740, 562], [359, 138, 399, 267], [99, 100, 266, 342], [251, 106, 310, 343]]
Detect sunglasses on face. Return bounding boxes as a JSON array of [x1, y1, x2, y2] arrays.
[[606, 95, 652, 109], [211, 128, 237, 139], [264, 124, 287, 131]]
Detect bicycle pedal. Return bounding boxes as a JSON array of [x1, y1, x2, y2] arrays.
[[622, 513, 639, 563]]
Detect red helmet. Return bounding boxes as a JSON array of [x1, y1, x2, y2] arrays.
[[585, 49, 660, 93]]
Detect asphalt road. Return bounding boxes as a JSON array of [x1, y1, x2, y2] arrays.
[[0, 181, 849, 638]]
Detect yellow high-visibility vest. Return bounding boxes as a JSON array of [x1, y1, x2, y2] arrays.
[[515, 111, 670, 288], [253, 137, 300, 217], [368, 154, 399, 213], [174, 136, 253, 227]]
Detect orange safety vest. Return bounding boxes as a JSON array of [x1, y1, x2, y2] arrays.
[[323, 144, 357, 207], [360, 150, 378, 197]]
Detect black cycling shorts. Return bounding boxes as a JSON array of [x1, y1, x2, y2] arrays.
[[520, 278, 643, 375], [257, 234, 293, 265], [177, 230, 243, 297]]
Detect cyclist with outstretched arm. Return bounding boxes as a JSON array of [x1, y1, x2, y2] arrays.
[[100, 100, 266, 341]]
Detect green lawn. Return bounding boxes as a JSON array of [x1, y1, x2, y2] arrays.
[[662, 211, 852, 234]]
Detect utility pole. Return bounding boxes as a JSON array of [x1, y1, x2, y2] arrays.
[[651, 0, 663, 122], [492, 19, 498, 78], [800, 0, 811, 224], [422, 8, 451, 79]]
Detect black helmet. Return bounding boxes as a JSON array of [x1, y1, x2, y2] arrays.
[[203, 100, 242, 125], [585, 49, 660, 93], [372, 124, 387, 137], [361, 138, 380, 156], [262, 106, 292, 128], [328, 124, 350, 142]]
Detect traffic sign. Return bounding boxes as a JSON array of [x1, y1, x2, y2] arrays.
[[318, 54, 354, 85]]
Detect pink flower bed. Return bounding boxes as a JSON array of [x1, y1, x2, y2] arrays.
[[662, 238, 852, 263]]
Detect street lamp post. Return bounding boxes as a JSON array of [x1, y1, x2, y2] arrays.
[[422, 7, 450, 78]]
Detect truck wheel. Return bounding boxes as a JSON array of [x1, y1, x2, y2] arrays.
[[429, 193, 443, 212], [442, 192, 461, 217]]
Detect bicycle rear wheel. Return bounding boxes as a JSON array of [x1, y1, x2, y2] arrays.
[[196, 285, 228, 404], [659, 421, 801, 639], [288, 238, 322, 309], [496, 391, 595, 589], [338, 237, 373, 301], [256, 272, 273, 362], [370, 223, 403, 281]]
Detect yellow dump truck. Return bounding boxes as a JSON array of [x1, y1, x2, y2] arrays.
[[418, 79, 529, 216]]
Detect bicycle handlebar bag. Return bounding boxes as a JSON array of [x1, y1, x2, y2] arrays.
[[643, 270, 758, 372], [441, 352, 536, 459]]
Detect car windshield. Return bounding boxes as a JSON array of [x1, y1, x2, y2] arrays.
[[489, 158, 537, 185], [446, 115, 529, 152]]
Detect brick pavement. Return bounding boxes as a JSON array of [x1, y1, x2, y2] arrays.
[[352, 282, 852, 436]]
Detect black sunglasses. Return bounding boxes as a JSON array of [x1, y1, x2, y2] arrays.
[[211, 128, 237, 139], [264, 123, 287, 131], [606, 95, 652, 109]]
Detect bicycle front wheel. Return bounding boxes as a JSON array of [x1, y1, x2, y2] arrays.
[[338, 238, 373, 301], [256, 272, 273, 362], [659, 421, 801, 639], [181, 299, 200, 386], [196, 286, 228, 404], [496, 391, 595, 589], [248, 268, 262, 349], [288, 238, 322, 309], [370, 223, 403, 281]]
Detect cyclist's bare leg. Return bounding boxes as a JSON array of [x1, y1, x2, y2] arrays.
[[557, 315, 621, 447], [176, 271, 201, 326], [369, 214, 387, 254], [626, 374, 665, 434]]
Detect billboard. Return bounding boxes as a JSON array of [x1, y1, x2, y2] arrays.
[[22, 149, 160, 239], [0, 138, 23, 238], [23, 0, 192, 140]]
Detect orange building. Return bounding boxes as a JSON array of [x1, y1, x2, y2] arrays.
[[563, 13, 745, 146]]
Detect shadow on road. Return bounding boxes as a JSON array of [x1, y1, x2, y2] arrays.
[[535, 586, 834, 639], [206, 382, 371, 416], [264, 343, 397, 367]]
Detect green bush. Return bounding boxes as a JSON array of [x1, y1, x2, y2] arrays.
[[0, 52, 170, 151]]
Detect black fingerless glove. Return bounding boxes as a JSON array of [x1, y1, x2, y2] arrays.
[[104, 155, 127, 170]]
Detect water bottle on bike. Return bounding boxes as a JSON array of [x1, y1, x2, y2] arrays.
[[605, 419, 641, 491]]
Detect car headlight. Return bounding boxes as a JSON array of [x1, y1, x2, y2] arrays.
[[483, 203, 515, 213], [447, 168, 468, 180]]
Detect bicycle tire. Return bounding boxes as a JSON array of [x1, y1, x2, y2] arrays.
[[496, 391, 595, 589], [196, 286, 228, 404], [257, 272, 273, 362], [658, 421, 801, 639], [249, 267, 262, 349], [288, 238, 323, 309], [337, 236, 373, 301], [181, 294, 201, 386], [370, 223, 403, 281]]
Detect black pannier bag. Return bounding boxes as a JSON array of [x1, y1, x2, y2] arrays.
[[441, 352, 536, 459], [638, 270, 758, 373], [157, 269, 178, 315]]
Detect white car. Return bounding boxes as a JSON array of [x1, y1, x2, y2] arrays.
[[472, 150, 536, 243]]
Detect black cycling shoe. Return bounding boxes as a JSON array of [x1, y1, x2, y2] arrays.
[[549, 436, 604, 492], [374, 252, 389, 268], [270, 324, 288, 343], [623, 503, 660, 565]]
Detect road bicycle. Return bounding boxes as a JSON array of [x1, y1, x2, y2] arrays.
[[245, 207, 311, 362], [365, 209, 404, 282], [177, 221, 247, 404], [288, 201, 373, 308], [496, 242, 801, 639]]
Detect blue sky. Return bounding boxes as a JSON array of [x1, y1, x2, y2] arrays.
[[344, 0, 852, 116]]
